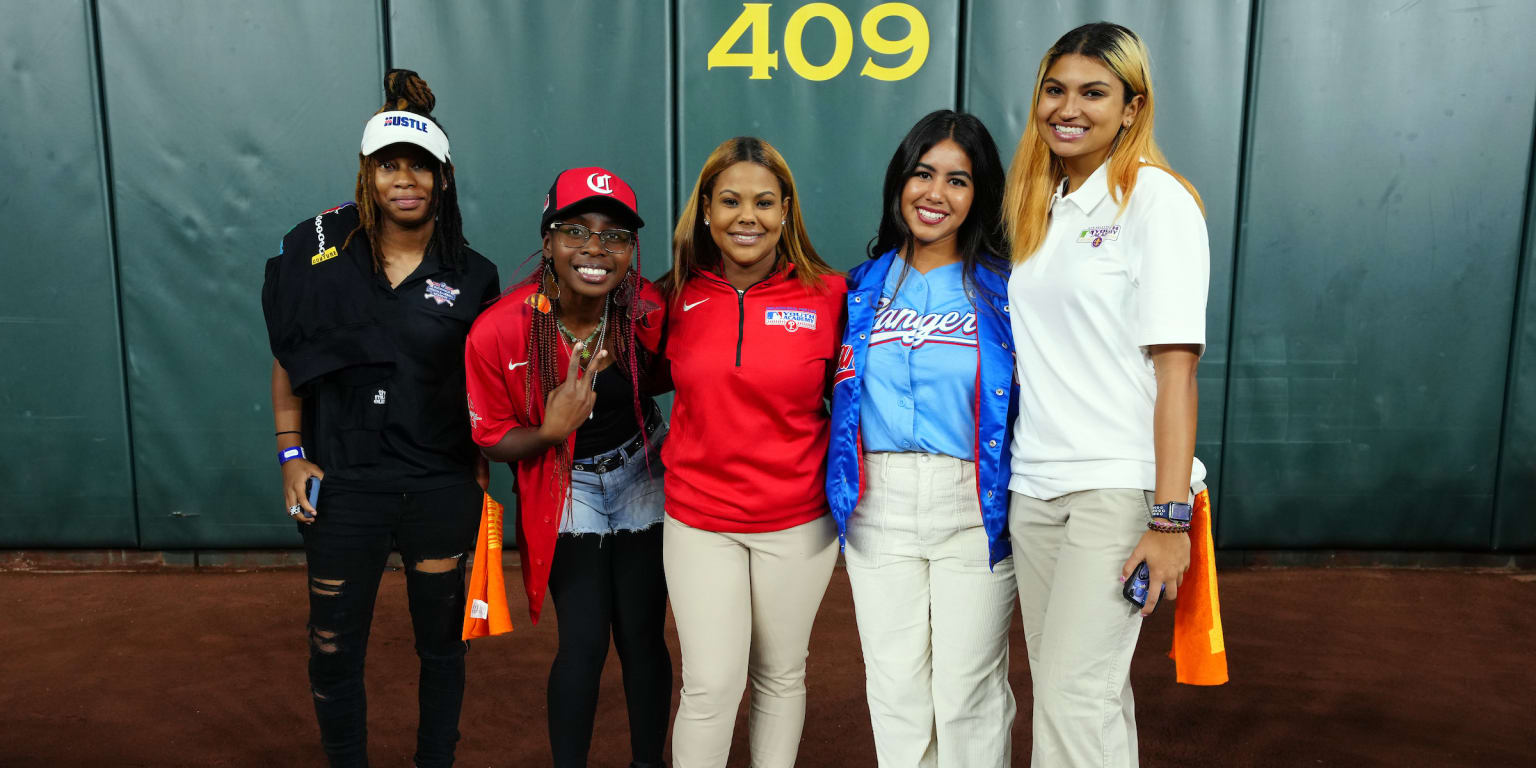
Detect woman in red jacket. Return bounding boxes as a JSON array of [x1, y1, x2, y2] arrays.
[[463, 168, 670, 768], [658, 136, 845, 768]]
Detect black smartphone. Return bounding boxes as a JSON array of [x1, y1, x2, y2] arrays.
[[1122, 561, 1163, 609]]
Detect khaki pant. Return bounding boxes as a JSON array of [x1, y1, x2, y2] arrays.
[[1009, 488, 1154, 768], [663, 513, 839, 768], [845, 452, 1017, 768]]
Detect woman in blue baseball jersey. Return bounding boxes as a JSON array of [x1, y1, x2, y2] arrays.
[[826, 110, 1019, 767]]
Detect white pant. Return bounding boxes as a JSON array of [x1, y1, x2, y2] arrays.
[[844, 452, 1017, 768], [663, 513, 839, 768], [1009, 488, 1156, 768]]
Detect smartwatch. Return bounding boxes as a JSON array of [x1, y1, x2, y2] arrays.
[[1150, 501, 1193, 525]]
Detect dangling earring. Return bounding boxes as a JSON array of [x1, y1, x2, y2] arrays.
[[614, 268, 636, 307], [526, 259, 558, 313]]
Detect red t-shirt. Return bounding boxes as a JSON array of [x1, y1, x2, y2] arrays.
[[464, 279, 665, 623], [663, 266, 846, 532]]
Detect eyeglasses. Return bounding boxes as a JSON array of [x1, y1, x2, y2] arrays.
[[549, 222, 635, 253]]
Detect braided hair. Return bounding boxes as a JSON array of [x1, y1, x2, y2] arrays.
[[344, 68, 468, 271], [521, 234, 652, 484]]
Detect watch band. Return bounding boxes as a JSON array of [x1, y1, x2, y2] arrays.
[[1150, 501, 1194, 524]]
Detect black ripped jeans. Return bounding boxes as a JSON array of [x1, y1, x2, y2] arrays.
[[547, 526, 672, 768], [300, 480, 482, 768]]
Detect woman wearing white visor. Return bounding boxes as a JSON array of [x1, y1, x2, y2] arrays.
[[262, 69, 500, 768]]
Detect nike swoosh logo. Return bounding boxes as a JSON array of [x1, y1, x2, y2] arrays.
[[683, 299, 709, 312], [508, 361, 528, 371]]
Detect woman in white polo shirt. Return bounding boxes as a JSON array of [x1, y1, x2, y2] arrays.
[[1001, 22, 1209, 766]]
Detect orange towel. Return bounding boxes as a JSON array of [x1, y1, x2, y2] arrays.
[[462, 493, 514, 641], [1169, 488, 1228, 685]]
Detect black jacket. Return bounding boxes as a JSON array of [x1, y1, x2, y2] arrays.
[[263, 202, 501, 491]]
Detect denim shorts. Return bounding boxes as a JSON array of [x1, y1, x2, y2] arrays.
[[561, 421, 667, 535]]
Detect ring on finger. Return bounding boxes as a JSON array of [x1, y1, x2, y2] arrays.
[[288, 504, 302, 517]]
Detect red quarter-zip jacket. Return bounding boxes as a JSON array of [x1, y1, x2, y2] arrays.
[[663, 266, 847, 533]]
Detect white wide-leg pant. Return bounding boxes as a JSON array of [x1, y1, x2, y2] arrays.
[[845, 452, 1017, 768]]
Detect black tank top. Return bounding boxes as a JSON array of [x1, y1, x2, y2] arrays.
[[572, 364, 655, 459]]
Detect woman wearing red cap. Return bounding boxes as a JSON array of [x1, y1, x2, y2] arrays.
[[262, 69, 500, 768], [658, 136, 845, 768], [464, 167, 670, 768]]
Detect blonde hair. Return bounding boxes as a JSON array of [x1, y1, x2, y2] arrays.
[[662, 136, 837, 302], [1003, 22, 1204, 264]]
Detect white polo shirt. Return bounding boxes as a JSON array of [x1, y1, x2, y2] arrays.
[[1008, 160, 1209, 499]]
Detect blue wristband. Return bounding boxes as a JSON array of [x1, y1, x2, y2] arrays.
[[278, 446, 306, 466]]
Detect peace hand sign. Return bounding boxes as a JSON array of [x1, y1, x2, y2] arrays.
[[537, 343, 606, 444]]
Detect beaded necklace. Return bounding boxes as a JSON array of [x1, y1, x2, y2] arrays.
[[555, 298, 609, 401]]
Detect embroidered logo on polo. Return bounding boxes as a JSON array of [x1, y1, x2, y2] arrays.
[[424, 279, 460, 306], [870, 297, 977, 348], [833, 344, 856, 387], [764, 307, 817, 332], [1077, 224, 1121, 248]]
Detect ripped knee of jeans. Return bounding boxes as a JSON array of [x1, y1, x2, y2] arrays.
[[410, 553, 464, 575], [309, 576, 344, 598], [309, 626, 340, 656]]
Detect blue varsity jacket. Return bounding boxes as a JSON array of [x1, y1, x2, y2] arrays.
[[826, 250, 1019, 567]]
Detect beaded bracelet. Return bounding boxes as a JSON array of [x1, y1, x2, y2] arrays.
[[1147, 520, 1191, 534]]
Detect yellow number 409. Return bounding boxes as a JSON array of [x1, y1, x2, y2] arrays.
[[707, 2, 930, 82]]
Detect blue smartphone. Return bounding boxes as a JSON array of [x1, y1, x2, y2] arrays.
[[1122, 561, 1164, 609], [303, 477, 321, 519]]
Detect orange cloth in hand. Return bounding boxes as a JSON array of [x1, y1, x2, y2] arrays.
[[1169, 489, 1228, 685], [462, 493, 514, 641]]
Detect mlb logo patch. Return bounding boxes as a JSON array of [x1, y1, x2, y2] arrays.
[[424, 279, 460, 306], [764, 307, 817, 333]]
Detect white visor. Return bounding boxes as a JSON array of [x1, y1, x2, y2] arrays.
[[360, 110, 450, 163]]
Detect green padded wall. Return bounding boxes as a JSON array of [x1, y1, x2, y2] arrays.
[[965, 0, 1252, 507], [5, 1, 1535, 551], [97, 0, 382, 547], [677, 0, 961, 270], [1495, 162, 1536, 550], [389, 0, 674, 282], [0, 0, 136, 546], [1222, 0, 1536, 549]]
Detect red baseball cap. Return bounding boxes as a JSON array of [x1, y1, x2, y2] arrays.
[[540, 167, 644, 233]]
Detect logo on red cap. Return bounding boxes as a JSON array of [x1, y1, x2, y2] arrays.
[[587, 173, 614, 195]]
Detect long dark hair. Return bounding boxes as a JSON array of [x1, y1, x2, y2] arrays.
[[344, 68, 468, 272], [869, 110, 1008, 303]]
